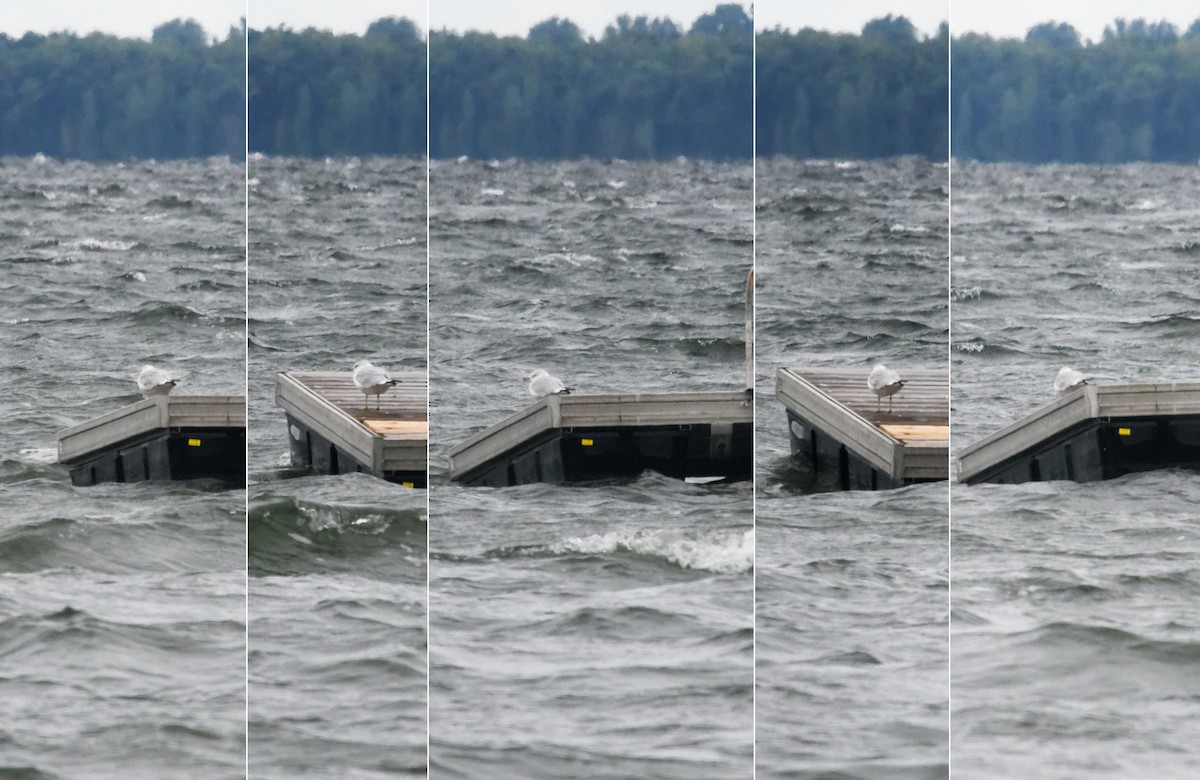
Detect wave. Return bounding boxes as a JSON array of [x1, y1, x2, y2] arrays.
[[0, 766, 61, 780], [1119, 313, 1200, 338], [130, 302, 205, 322], [1042, 194, 1124, 214], [951, 285, 986, 301], [169, 240, 241, 253], [755, 192, 848, 217], [127, 302, 244, 329], [248, 495, 426, 574], [0, 503, 240, 573], [0, 453, 61, 483], [145, 194, 198, 209], [62, 238, 138, 252], [1019, 621, 1200, 665], [951, 338, 1028, 358], [530, 604, 700, 638], [247, 331, 285, 351], [670, 335, 747, 360], [545, 528, 753, 574], [0, 517, 80, 570], [0, 605, 244, 661], [176, 279, 239, 293]]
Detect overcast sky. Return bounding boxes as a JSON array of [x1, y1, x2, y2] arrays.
[[0, 0, 245, 40], [252, 0, 426, 34], [0, 0, 426, 39], [431, 0, 741, 38], [1, 1, 1195, 41], [952, 0, 1196, 42]]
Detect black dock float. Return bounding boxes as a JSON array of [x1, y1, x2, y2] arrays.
[[448, 391, 753, 487], [275, 371, 427, 487], [776, 367, 949, 490], [958, 381, 1200, 485], [57, 395, 246, 487]]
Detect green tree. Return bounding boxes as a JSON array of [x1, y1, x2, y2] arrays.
[[365, 17, 420, 44], [529, 18, 583, 45], [689, 4, 751, 36], [152, 19, 206, 47], [862, 15, 917, 44]]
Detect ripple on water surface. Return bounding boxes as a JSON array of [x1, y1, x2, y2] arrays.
[[430, 158, 754, 778], [246, 156, 428, 777], [0, 156, 246, 777], [952, 162, 1200, 778]]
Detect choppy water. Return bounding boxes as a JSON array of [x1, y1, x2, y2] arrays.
[[7, 150, 1193, 779], [950, 162, 1200, 777], [246, 156, 428, 777], [428, 158, 754, 777], [0, 156, 247, 777], [755, 157, 950, 778]]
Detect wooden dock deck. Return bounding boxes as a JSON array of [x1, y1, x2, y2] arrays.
[[275, 370, 427, 486], [449, 391, 753, 487], [776, 367, 949, 489], [958, 381, 1200, 484], [57, 395, 245, 486]]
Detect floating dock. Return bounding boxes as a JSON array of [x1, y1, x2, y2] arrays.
[[275, 371, 427, 487], [958, 381, 1200, 484], [448, 391, 753, 487], [776, 367, 949, 490], [57, 395, 246, 487]]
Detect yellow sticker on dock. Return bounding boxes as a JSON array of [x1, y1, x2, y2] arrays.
[[581, 438, 594, 447], [402, 482, 414, 488], [187, 438, 201, 447], [1117, 427, 1131, 436]]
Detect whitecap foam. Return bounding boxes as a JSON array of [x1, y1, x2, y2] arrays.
[[889, 223, 930, 234], [550, 528, 753, 574], [287, 531, 314, 546], [66, 238, 137, 251], [18, 447, 57, 464]]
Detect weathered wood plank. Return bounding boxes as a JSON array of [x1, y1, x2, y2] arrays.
[[290, 370, 426, 420], [776, 367, 949, 482], [275, 371, 427, 476], [957, 381, 1200, 482], [448, 391, 753, 478], [58, 395, 245, 463], [785, 367, 949, 422], [363, 420, 428, 437]]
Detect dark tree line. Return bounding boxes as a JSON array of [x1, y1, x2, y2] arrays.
[[428, 4, 753, 160], [5, 10, 1198, 164], [248, 19, 425, 157], [952, 19, 1200, 163], [0, 20, 244, 160], [758, 16, 949, 160]]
